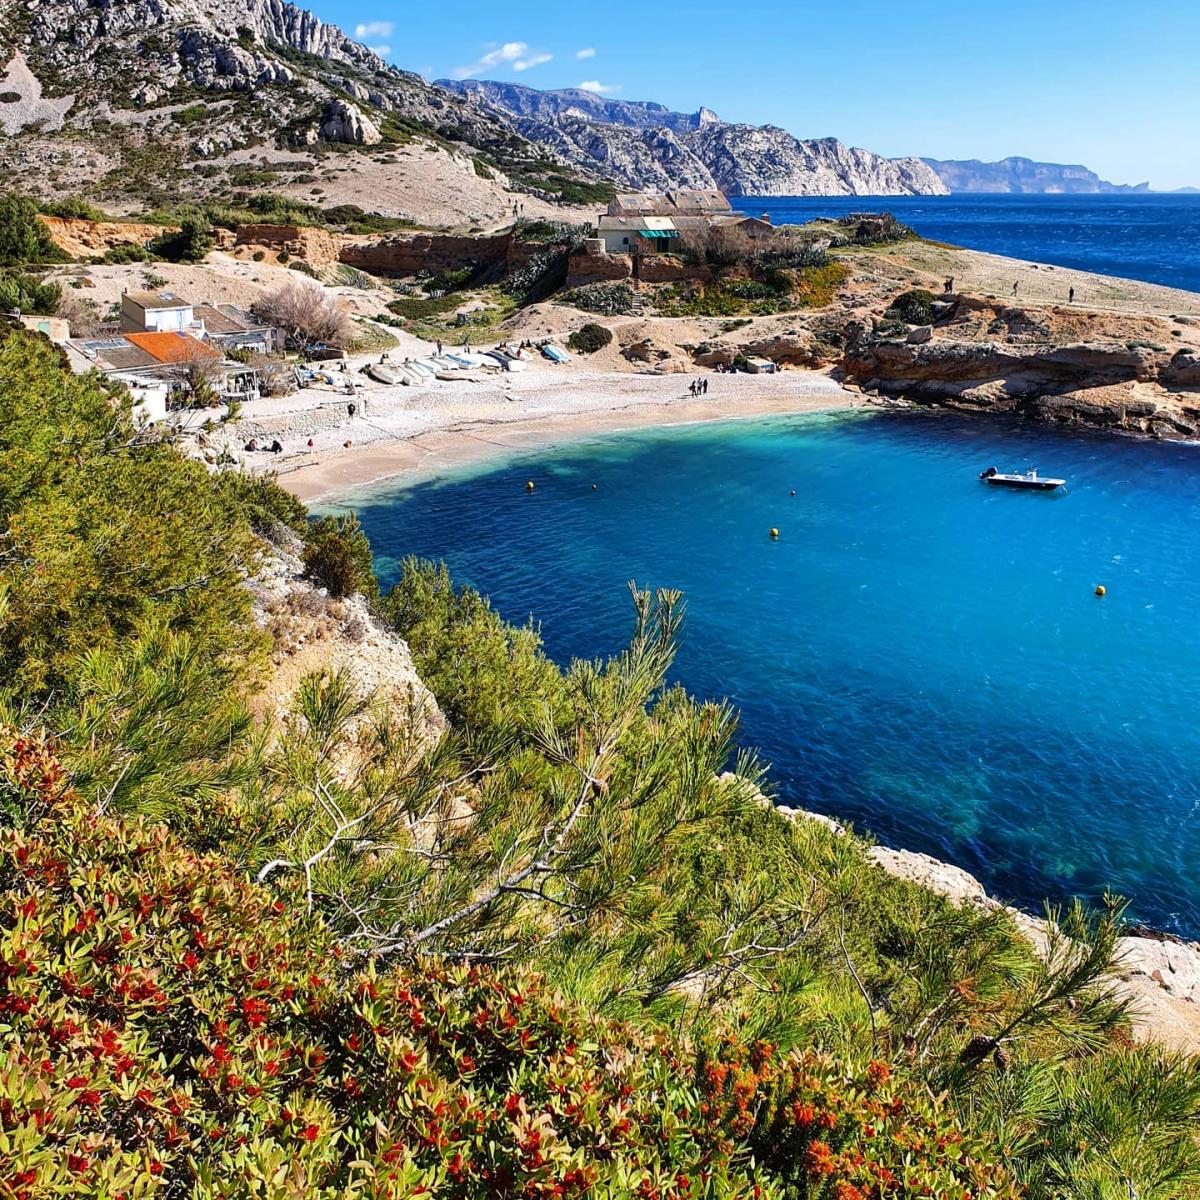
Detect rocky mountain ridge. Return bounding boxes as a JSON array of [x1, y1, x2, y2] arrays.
[[923, 155, 1149, 194], [441, 79, 948, 198], [0, 0, 610, 221]]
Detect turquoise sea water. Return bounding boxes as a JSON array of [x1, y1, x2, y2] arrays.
[[337, 412, 1200, 935]]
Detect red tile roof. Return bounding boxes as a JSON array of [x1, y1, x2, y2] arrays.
[[123, 332, 220, 364]]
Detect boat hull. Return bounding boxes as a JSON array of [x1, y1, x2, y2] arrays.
[[984, 476, 1063, 490]]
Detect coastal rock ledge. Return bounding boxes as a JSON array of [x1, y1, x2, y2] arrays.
[[776, 804, 1200, 1054]]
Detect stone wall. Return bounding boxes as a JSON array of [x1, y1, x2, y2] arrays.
[[339, 232, 514, 276], [231, 224, 343, 266], [637, 255, 710, 285], [565, 247, 632, 289]]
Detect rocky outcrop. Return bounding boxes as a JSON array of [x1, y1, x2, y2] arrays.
[[231, 222, 343, 264], [38, 215, 172, 257], [441, 79, 948, 197], [841, 295, 1200, 438], [924, 156, 1148, 195], [316, 98, 381, 146], [248, 533, 445, 748], [565, 246, 633, 288]]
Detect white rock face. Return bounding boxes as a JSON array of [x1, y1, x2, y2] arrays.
[[319, 98, 381, 145], [0, 53, 74, 135], [442, 79, 949, 197]]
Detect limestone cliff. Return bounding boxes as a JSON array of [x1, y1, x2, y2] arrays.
[[0, 0, 607, 215], [442, 80, 948, 198], [923, 156, 1149, 194]]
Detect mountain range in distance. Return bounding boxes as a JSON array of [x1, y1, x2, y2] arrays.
[[0, 0, 1184, 219], [442, 80, 1167, 197]]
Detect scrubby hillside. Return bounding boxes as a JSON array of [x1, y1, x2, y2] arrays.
[[0, 0, 612, 225], [3, 321, 1200, 1197]]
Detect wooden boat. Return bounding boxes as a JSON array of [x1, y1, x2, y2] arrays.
[[979, 466, 1065, 491], [367, 364, 405, 385]]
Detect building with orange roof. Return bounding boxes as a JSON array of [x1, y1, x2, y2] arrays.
[[65, 332, 260, 416], [124, 331, 221, 364]]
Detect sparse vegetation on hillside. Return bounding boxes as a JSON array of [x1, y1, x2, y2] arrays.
[[654, 262, 849, 318]]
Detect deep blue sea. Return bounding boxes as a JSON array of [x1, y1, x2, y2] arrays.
[[339, 412, 1200, 936], [743, 193, 1200, 293]]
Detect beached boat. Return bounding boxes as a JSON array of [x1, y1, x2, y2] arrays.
[[542, 344, 569, 363], [979, 466, 1066, 491], [367, 364, 406, 385]]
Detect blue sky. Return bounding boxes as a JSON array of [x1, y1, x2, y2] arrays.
[[313, 0, 1200, 189]]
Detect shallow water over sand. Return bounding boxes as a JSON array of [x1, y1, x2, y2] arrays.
[[336, 410, 1200, 934]]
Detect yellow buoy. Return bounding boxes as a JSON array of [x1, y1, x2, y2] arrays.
[[770, 528, 780, 539], [526, 480, 535, 492], [1095, 584, 1106, 596]]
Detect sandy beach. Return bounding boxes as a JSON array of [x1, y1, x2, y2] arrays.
[[224, 358, 858, 502]]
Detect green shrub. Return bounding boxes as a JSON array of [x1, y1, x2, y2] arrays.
[[303, 514, 378, 600], [567, 322, 613, 354], [37, 195, 106, 221], [0, 732, 1022, 1200], [886, 288, 937, 325], [0, 325, 262, 695], [99, 243, 155, 264], [558, 282, 635, 315], [149, 213, 214, 263], [0, 272, 61, 315], [0, 194, 66, 266], [214, 471, 309, 537], [174, 102, 209, 126]]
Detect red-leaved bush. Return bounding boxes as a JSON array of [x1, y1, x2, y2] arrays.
[[0, 732, 1017, 1199]]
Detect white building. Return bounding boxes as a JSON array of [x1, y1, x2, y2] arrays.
[[120, 290, 202, 335], [594, 215, 680, 255]]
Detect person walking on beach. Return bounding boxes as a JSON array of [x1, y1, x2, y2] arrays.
[[1012, 281, 1019, 297], [436, 340, 443, 355], [1069, 286, 1076, 304], [944, 276, 954, 294]]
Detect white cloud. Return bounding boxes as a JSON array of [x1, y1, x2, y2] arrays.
[[575, 47, 596, 59], [453, 41, 553, 79], [578, 80, 621, 94], [513, 52, 553, 71], [354, 20, 394, 39], [368, 44, 391, 57]]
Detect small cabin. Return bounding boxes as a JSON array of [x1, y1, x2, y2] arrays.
[[120, 290, 198, 335]]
